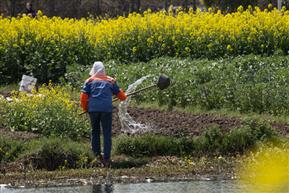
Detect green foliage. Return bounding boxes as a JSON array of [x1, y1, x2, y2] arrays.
[[0, 137, 94, 170], [115, 134, 180, 157], [23, 137, 94, 171], [104, 55, 289, 116], [63, 64, 90, 89], [115, 120, 277, 157], [111, 157, 149, 169], [0, 34, 96, 84], [0, 137, 25, 162], [65, 55, 289, 116], [222, 120, 275, 154], [0, 84, 89, 139]]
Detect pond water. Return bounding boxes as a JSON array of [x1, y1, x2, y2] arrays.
[[1, 180, 288, 193]]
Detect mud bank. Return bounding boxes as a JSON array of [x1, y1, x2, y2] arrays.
[[0, 156, 238, 188]]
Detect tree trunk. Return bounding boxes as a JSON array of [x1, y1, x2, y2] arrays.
[[136, 0, 141, 12], [10, 0, 17, 17], [183, 0, 188, 11], [164, 0, 168, 10], [47, 0, 56, 17], [121, 0, 129, 16], [192, 0, 197, 11], [96, 0, 101, 15], [129, 0, 134, 13]]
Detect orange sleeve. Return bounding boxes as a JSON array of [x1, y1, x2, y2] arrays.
[[117, 89, 127, 101], [80, 93, 89, 112]]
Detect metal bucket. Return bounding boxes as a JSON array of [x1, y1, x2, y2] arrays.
[[157, 75, 171, 90]]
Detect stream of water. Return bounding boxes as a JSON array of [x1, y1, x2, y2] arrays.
[[117, 76, 152, 134]]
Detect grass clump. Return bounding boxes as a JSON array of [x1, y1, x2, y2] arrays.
[[115, 120, 277, 157], [115, 134, 180, 157], [0, 137, 25, 162], [22, 137, 94, 171], [0, 137, 95, 171]]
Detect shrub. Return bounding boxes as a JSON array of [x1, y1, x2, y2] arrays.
[[0, 137, 25, 162], [222, 126, 256, 154], [0, 84, 89, 139], [23, 137, 94, 170], [115, 134, 180, 157], [115, 120, 277, 157]]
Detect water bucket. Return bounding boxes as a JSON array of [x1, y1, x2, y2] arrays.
[[19, 75, 37, 92]]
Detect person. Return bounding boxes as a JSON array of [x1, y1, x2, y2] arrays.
[[24, 2, 37, 17], [80, 62, 127, 168]]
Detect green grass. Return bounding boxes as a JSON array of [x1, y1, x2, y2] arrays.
[[114, 121, 277, 157], [0, 137, 24, 162]]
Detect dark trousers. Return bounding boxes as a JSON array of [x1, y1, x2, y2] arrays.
[[88, 112, 112, 161]]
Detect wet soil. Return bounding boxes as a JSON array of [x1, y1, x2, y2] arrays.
[[0, 156, 237, 188], [112, 107, 289, 136]]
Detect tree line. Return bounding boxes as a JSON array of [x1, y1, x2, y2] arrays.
[[1, 0, 289, 18]]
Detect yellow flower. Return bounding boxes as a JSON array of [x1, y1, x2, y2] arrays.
[[268, 3, 273, 10], [237, 6, 244, 13], [227, 45, 233, 52], [207, 43, 213, 49], [239, 147, 288, 193], [0, 8, 289, 61]]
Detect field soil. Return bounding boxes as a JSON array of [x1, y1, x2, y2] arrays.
[[112, 107, 289, 136], [0, 127, 39, 140]]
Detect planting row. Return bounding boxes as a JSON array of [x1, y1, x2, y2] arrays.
[[2, 7, 289, 82]]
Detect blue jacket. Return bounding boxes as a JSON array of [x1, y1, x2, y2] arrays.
[[81, 75, 124, 112]]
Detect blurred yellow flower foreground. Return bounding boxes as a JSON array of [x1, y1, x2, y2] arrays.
[[239, 145, 289, 193]]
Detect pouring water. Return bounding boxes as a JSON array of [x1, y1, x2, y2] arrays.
[[118, 76, 152, 134]]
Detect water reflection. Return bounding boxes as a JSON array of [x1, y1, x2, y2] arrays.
[[92, 184, 113, 193], [2, 180, 288, 193]]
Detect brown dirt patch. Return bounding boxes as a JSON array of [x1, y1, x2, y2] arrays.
[[112, 107, 289, 136], [0, 91, 11, 98], [0, 127, 40, 140]]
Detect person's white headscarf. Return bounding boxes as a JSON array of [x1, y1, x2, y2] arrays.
[[89, 61, 106, 76]]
